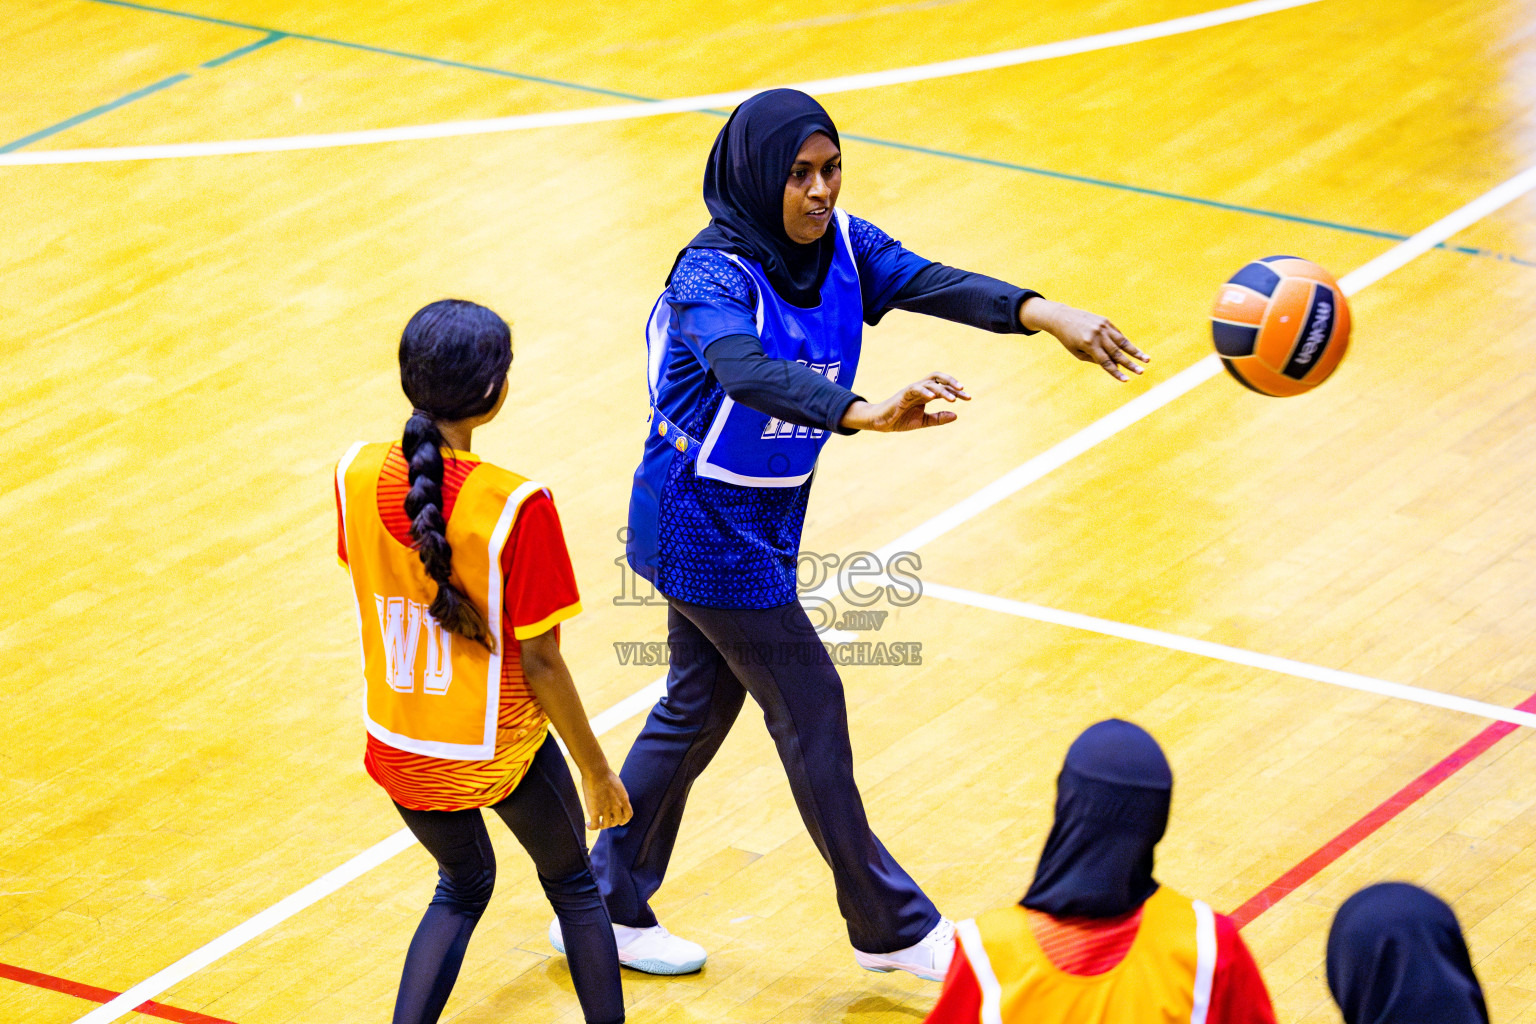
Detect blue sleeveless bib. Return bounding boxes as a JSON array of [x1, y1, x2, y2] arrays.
[[683, 210, 863, 486], [627, 208, 863, 604]]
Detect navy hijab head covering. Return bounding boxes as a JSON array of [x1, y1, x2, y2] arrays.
[[1021, 719, 1172, 918], [1327, 883, 1488, 1024], [674, 88, 841, 307]]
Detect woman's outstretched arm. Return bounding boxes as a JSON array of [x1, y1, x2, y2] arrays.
[[886, 261, 1041, 334], [704, 334, 862, 434], [1017, 297, 1150, 381], [855, 216, 1150, 380]]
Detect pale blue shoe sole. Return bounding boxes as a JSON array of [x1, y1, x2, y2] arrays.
[[549, 924, 705, 975], [855, 957, 942, 981], [620, 955, 705, 976]]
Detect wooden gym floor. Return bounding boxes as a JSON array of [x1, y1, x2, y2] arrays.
[[3, 0, 1535, 1021]]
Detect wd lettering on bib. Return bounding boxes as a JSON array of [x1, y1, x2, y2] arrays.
[[374, 595, 453, 695]]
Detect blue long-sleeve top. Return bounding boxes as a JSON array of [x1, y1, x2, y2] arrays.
[[669, 215, 1041, 433], [640, 214, 1041, 608]]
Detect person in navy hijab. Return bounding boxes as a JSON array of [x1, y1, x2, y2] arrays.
[[1327, 883, 1489, 1024], [683, 86, 849, 306], [1022, 717, 1172, 918], [556, 89, 1150, 982], [926, 720, 1277, 1023]]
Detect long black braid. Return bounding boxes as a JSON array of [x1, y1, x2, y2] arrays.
[[398, 299, 513, 650]]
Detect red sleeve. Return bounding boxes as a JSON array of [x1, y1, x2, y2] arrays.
[[1209, 913, 1277, 1024], [501, 490, 582, 640], [334, 471, 348, 567], [922, 944, 982, 1024]]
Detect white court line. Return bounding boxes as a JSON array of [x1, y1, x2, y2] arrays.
[[921, 582, 1536, 729], [69, 687, 669, 1024], [3, 0, 1321, 167], [68, 155, 1536, 1024], [548, 678, 670, 759], [864, 355, 1224, 564], [1335, 163, 1536, 295]]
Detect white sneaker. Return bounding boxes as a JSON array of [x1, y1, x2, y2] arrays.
[[853, 917, 955, 982], [549, 918, 707, 975]]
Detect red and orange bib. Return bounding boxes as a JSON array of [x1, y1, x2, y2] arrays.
[[956, 886, 1217, 1024], [336, 442, 562, 808]]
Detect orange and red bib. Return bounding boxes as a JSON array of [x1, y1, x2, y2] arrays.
[[337, 441, 545, 761], [956, 886, 1217, 1024]]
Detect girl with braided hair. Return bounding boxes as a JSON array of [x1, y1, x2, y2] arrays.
[[334, 298, 631, 1024]]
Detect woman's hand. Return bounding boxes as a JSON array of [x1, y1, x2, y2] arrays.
[[581, 766, 632, 831], [839, 373, 971, 432], [520, 628, 633, 830], [1020, 297, 1149, 381]]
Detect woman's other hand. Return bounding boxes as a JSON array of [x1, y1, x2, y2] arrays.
[[582, 767, 632, 831], [1021, 297, 1149, 381], [840, 372, 970, 432]]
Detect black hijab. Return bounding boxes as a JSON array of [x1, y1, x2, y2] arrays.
[[1021, 719, 1172, 918], [673, 88, 841, 307], [1327, 883, 1489, 1024]]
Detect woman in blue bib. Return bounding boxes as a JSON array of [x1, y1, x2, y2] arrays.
[[561, 89, 1149, 981]]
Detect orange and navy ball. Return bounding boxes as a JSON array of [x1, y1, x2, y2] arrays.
[[1210, 256, 1351, 396]]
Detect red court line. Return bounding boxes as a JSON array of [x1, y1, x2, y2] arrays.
[[1232, 691, 1536, 929], [6, 697, 1532, 1016], [0, 961, 237, 1024]]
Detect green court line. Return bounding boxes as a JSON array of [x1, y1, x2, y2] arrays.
[[837, 133, 1536, 267], [202, 30, 286, 69], [1, 73, 191, 153], [62, 0, 1536, 268], [1, 30, 286, 153], [87, 0, 652, 101]]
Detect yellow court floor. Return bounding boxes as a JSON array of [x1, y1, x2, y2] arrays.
[[3, 1, 1536, 1022]]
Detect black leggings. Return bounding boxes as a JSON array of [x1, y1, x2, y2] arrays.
[[391, 734, 623, 1024], [591, 599, 938, 953]]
